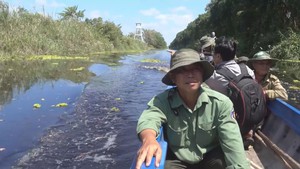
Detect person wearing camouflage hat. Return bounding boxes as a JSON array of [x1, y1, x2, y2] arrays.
[[199, 36, 215, 63], [248, 51, 288, 100], [135, 48, 250, 169]]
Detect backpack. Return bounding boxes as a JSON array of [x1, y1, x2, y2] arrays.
[[216, 64, 267, 135]]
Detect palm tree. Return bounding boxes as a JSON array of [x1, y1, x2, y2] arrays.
[[59, 6, 85, 21]]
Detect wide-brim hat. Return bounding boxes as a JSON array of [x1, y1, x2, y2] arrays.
[[162, 48, 214, 86], [247, 51, 278, 69], [200, 36, 215, 50]]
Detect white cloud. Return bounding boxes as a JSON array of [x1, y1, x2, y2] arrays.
[[48, 1, 65, 8], [139, 6, 196, 45], [169, 14, 194, 26], [35, 0, 65, 8], [35, 0, 47, 6], [171, 6, 188, 13], [89, 10, 101, 19], [140, 8, 160, 16]]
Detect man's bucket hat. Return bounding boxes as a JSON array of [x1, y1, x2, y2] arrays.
[[162, 48, 214, 85], [248, 51, 278, 69]]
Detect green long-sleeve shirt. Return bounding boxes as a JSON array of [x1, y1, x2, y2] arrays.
[[137, 87, 250, 169]]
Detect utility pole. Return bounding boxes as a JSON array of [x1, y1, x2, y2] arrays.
[[134, 23, 144, 42]]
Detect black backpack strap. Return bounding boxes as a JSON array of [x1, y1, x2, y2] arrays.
[[239, 64, 249, 76], [216, 67, 236, 82]]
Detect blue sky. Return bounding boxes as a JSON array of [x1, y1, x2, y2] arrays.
[[8, 0, 210, 45]]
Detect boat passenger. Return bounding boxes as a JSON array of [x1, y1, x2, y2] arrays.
[[199, 35, 215, 64], [247, 51, 288, 101], [204, 36, 255, 96], [204, 36, 257, 149], [135, 48, 250, 169]]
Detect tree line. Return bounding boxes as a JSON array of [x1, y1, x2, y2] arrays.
[[169, 0, 300, 60], [0, 1, 167, 58]]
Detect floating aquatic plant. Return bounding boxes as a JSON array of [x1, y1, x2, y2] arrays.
[[70, 67, 85, 71], [56, 103, 68, 107], [28, 55, 89, 61], [140, 58, 161, 63], [289, 86, 300, 90], [115, 98, 121, 101], [110, 107, 120, 112], [293, 80, 300, 83], [33, 103, 41, 108]]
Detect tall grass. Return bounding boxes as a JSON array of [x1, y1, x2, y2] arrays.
[[0, 1, 148, 58]]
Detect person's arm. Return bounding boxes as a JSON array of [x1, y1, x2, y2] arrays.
[[135, 129, 162, 169], [135, 95, 168, 169], [217, 99, 250, 169], [264, 75, 288, 101]]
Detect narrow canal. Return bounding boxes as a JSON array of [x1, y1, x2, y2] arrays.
[[0, 50, 299, 169]]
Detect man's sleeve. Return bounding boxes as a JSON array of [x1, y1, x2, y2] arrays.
[[137, 96, 167, 136], [217, 98, 250, 169], [265, 76, 288, 101]]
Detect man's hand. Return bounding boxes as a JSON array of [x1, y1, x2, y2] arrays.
[[135, 129, 162, 169]]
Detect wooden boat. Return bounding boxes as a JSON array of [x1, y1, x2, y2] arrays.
[[130, 98, 300, 169]]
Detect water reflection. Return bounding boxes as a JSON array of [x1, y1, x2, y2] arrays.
[[0, 59, 92, 107], [0, 54, 126, 168], [0, 80, 84, 168]]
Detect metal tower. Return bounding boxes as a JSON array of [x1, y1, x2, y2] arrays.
[[134, 23, 144, 42]]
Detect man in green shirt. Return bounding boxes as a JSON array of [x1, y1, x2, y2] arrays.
[[135, 48, 250, 169]]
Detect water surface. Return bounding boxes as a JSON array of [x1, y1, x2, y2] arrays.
[[0, 50, 299, 169]]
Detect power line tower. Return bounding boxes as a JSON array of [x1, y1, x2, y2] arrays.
[[134, 23, 144, 42]]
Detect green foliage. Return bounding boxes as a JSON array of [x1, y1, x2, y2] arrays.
[[58, 6, 85, 21], [271, 30, 300, 60], [0, 1, 158, 58], [0, 0, 9, 24], [169, 0, 300, 60], [143, 29, 167, 49]]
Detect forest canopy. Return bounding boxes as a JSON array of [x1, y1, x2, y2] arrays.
[[169, 0, 300, 60]]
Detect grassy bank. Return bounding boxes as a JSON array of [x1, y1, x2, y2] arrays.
[[0, 1, 150, 59]]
